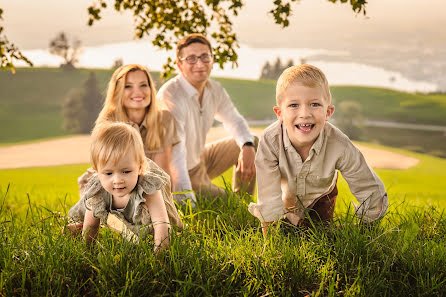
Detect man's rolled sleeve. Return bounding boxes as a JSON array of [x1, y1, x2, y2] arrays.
[[215, 88, 253, 147], [171, 141, 196, 202], [248, 133, 284, 222]]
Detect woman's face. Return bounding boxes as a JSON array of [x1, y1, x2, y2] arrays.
[[122, 70, 151, 113]]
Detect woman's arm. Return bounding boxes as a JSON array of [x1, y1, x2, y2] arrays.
[[82, 210, 100, 244], [152, 145, 173, 178], [144, 190, 171, 253]]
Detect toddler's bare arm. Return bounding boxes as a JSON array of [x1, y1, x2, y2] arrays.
[[145, 190, 171, 253], [82, 210, 100, 244]]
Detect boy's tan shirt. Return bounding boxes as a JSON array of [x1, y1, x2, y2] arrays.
[[248, 121, 388, 224]]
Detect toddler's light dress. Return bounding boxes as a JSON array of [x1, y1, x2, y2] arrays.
[[69, 159, 183, 236]]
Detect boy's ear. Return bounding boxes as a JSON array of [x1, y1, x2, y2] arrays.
[[325, 105, 335, 120], [273, 105, 283, 122]]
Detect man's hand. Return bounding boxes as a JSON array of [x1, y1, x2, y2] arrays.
[[236, 145, 256, 183]]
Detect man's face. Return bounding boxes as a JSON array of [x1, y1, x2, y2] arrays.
[[273, 83, 334, 155], [177, 42, 213, 89]]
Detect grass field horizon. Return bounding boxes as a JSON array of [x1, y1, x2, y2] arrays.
[[1, 67, 446, 157]]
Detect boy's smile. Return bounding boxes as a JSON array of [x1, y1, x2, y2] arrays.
[[274, 83, 334, 159]]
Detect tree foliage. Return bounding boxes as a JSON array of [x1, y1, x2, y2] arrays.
[[86, 0, 367, 78], [62, 72, 103, 133], [0, 8, 32, 73], [260, 57, 294, 80], [0, 1, 367, 74], [49, 32, 82, 70]]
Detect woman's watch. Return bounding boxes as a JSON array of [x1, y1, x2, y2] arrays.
[[243, 141, 255, 147]]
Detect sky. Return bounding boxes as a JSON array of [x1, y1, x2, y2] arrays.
[[2, 0, 445, 50], [1, 0, 445, 91]]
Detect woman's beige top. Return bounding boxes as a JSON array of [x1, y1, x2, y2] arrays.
[[130, 109, 180, 159]]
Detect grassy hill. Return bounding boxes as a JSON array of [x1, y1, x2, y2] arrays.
[[1, 67, 445, 155], [0, 68, 115, 143]]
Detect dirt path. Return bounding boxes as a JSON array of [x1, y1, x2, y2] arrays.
[[0, 127, 419, 170]]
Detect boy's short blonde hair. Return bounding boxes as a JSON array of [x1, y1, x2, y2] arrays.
[[276, 64, 332, 106], [90, 122, 147, 172]]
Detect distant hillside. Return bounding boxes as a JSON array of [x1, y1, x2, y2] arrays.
[[1, 67, 446, 144]]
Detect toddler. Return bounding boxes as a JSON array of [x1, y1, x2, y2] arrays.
[[68, 122, 183, 252]]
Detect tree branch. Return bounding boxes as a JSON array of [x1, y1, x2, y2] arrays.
[[0, 8, 33, 73]]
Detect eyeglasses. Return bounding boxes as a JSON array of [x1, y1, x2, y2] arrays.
[[179, 53, 213, 64]]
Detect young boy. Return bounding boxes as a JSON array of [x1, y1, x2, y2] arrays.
[[248, 64, 388, 236]]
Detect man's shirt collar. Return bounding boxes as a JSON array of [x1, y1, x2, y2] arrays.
[[178, 74, 201, 99]]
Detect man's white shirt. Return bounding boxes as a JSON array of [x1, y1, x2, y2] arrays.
[[157, 74, 253, 201]]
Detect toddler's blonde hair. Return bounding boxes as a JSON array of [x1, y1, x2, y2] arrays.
[[90, 122, 148, 172], [276, 64, 332, 106]]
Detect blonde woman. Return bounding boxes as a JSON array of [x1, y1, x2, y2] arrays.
[[78, 64, 179, 193]]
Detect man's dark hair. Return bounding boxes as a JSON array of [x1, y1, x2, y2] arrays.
[[176, 33, 212, 60]]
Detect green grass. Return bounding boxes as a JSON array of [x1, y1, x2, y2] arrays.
[[0, 164, 87, 214], [351, 147, 446, 209], [2, 68, 446, 144], [0, 145, 445, 296]]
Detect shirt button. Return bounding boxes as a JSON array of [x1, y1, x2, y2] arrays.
[[299, 175, 304, 179]]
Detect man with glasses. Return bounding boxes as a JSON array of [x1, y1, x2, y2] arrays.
[[158, 33, 257, 203]]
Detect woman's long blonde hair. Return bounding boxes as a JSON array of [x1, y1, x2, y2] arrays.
[[96, 64, 162, 150]]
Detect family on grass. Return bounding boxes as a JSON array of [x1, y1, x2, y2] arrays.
[[66, 34, 388, 252]]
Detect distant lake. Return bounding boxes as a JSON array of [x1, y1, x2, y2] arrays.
[[19, 40, 438, 93]]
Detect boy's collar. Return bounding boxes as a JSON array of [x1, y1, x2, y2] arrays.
[[312, 128, 324, 155], [282, 123, 293, 151]]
